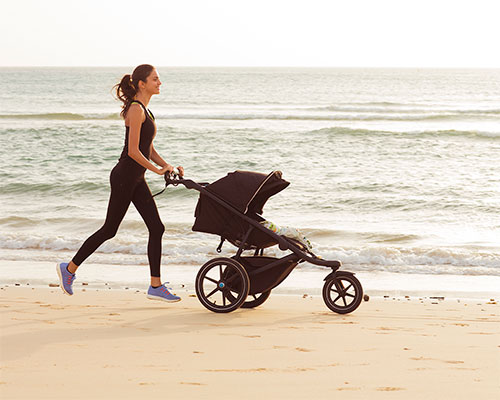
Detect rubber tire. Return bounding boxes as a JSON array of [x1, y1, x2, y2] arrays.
[[241, 290, 272, 309], [195, 257, 250, 313], [322, 272, 363, 314]]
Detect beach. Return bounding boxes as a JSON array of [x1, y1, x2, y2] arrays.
[[1, 286, 499, 399], [1, 67, 499, 398]]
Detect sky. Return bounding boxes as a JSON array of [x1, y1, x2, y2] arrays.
[[1, 0, 499, 68]]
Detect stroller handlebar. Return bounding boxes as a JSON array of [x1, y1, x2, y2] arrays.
[[163, 174, 208, 190], [164, 167, 181, 178]]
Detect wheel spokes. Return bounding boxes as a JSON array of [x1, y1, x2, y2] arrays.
[[196, 258, 249, 313], [330, 280, 356, 307], [205, 276, 218, 284], [202, 265, 243, 308], [206, 286, 219, 299], [322, 274, 362, 314]]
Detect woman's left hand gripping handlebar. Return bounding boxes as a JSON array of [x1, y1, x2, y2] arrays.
[[161, 165, 184, 178]]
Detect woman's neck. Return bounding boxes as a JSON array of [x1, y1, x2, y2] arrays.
[[134, 93, 152, 107]]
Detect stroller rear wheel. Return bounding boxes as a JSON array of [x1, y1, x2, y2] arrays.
[[195, 257, 250, 313], [225, 289, 271, 309], [322, 272, 363, 314], [241, 290, 272, 309]]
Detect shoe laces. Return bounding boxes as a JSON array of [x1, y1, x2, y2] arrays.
[[66, 273, 75, 285]]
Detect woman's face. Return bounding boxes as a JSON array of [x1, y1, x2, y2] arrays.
[[140, 69, 162, 95]]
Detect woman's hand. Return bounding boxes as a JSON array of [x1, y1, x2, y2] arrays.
[[156, 164, 174, 175], [156, 164, 184, 177]]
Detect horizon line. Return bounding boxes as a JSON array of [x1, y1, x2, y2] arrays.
[[1, 65, 500, 70]]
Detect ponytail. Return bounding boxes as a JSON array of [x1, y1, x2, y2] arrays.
[[114, 64, 155, 118]]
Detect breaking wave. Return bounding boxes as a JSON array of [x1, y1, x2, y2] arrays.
[[1, 229, 498, 276]]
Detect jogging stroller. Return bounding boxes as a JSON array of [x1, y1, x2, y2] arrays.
[[163, 171, 363, 314]]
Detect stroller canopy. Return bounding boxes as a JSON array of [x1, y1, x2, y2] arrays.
[[192, 171, 289, 248]]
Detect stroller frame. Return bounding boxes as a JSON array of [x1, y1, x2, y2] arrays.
[[164, 173, 363, 314]]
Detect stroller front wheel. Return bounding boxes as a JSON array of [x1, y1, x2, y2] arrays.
[[195, 257, 250, 313], [322, 272, 363, 314]]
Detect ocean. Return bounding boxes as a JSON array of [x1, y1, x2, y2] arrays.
[[1, 67, 499, 295]]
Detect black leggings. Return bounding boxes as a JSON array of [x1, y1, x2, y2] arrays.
[[72, 162, 165, 277]]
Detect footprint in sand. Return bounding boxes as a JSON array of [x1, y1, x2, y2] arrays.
[[271, 346, 313, 352], [203, 368, 268, 373], [411, 357, 465, 365], [295, 347, 313, 352]]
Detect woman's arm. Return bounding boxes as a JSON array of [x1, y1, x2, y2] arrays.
[[127, 105, 169, 175], [150, 145, 169, 168], [151, 144, 185, 177]]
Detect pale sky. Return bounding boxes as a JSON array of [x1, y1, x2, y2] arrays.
[[1, 0, 499, 68]]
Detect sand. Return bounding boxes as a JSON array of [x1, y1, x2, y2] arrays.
[[1, 286, 499, 399]]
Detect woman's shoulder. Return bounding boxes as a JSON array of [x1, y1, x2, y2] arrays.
[[129, 102, 146, 113], [125, 103, 146, 124]]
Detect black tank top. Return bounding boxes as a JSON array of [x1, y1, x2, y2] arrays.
[[118, 100, 156, 172]]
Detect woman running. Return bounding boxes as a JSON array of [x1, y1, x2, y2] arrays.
[[57, 64, 182, 302]]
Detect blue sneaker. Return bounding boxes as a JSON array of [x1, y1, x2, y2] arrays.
[[56, 262, 76, 296], [147, 284, 181, 303]]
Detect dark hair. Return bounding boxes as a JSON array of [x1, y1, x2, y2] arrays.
[[114, 64, 155, 118]]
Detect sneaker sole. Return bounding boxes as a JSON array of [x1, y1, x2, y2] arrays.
[[56, 263, 72, 296], [147, 294, 181, 303]]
